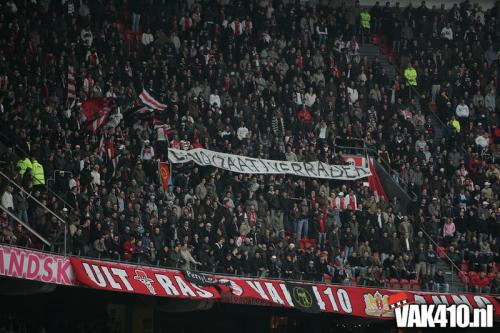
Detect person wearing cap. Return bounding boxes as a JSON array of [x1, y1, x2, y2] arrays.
[[428, 197, 441, 217], [268, 254, 281, 278], [303, 259, 318, 281]]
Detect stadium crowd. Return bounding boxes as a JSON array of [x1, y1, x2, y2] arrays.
[[0, 0, 499, 294]]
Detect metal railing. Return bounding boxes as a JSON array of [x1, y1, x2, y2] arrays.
[[0, 170, 68, 254], [418, 224, 462, 292], [332, 138, 418, 201]]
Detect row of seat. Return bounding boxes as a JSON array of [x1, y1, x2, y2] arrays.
[[323, 275, 423, 290], [459, 261, 500, 273], [458, 271, 497, 285]]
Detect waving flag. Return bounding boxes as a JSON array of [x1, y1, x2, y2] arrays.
[[139, 89, 167, 110], [81, 98, 111, 132], [158, 162, 172, 189]]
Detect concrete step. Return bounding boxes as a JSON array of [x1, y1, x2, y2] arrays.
[[359, 46, 379, 50], [359, 42, 396, 81]]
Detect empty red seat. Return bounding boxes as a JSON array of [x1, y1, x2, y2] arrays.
[[389, 278, 400, 289], [437, 246, 447, 258], [410, 279, 420, 291], [400, 279, 410, 290], [460, 263, 469, 272], [459, 271, 469, 284]]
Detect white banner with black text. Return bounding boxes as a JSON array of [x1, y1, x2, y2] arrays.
[[168, 148, 371, 180]]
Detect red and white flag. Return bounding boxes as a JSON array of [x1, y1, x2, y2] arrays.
[[139, 89, 167, 110], [135, 105, 154, 113], [81, 97, 111, 132], [86, 113, 109, 132]]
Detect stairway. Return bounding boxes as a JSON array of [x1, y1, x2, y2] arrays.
[[359, 43, 396, 82], [435, 260, 467, 293], [361, 42, 447, 144]]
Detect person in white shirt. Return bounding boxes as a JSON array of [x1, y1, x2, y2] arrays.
[[304, 87, 317, 107], [334, 35, 346, 54], [455, 100, 470, 118], [475, 132, 489, 149], [80, 28, 93, 47], [237, 122, 249, 140], [141, 29, 154, 46], [1, 186, 14, 210], [347, 85, 358, 105], [90, 165, 101, 186], [415, 134, 427, 152], [318, 121, 328, 140], [209, 89, 221, 107], [141, 140, 155, 161], [440, 23, 453, 40]]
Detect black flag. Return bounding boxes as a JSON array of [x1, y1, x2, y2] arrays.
[[285, 282, 321, 314]]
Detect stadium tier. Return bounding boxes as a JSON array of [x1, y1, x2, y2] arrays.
[[0, 0, 499, 332]]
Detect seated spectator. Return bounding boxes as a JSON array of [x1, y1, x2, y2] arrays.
[[360, 266, 378, 287], [434, 270, 449, 293], [490, 272, 500, 294], [471, 271, 491, 294]]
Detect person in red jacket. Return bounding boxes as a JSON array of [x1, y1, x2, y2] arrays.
[[471, 271, 491, 293], [297, 105, 313, 132], [122, 236, 137, 261]]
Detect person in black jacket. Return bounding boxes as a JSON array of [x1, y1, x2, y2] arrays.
[[425, 244, 438, 277], [360, 266, 378, 287], [379, 232, 392, 262], [341, 227, 355, 257], [303, 260, 318, 281], [383, 254, 397, 278], [250, 251, 268, 277]]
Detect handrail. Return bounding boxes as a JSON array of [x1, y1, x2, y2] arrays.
[[0, 205, 51, 247], [418, 224, 461, 273], [332, 141, 418, 201], [0, 170, 68, 227], [0, 170, 68, 253], [43, 170, 76, 210], [0, 131, 76, 211], [379, 40, 472, 159]]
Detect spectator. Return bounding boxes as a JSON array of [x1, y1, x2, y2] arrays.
[[442, 218, 456, 247], [471, 271, 491, 294], [0, 0, 497, 295], [434, 269, 449, 293]]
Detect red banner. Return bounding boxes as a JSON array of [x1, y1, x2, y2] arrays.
[[69, 257, 220, 300], [158, 162, 171, 190], [70, 257, 500, 320]]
